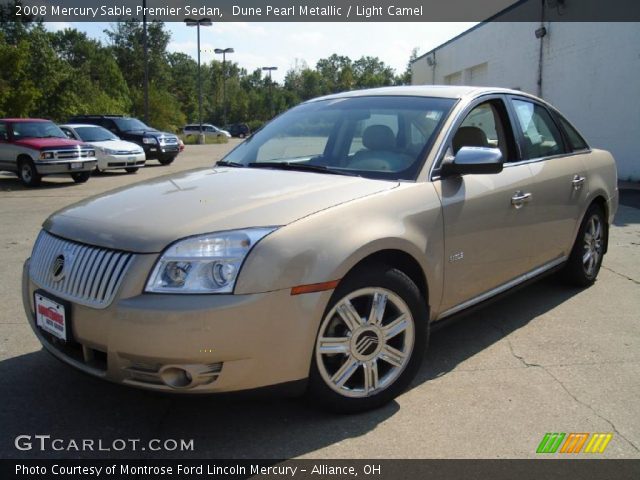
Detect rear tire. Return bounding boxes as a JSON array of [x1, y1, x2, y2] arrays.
[[70, 171, 91, 184], [307, 265, 428, 413], [125, 167, 139, 173], [18, 158, 41, 187], [563, 204, 606, 287]]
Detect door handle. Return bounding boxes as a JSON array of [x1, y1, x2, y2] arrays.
[[572, 175, 586, 190], [511, 191, 532, 209]]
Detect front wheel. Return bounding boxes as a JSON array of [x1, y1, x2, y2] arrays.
[[308, 266, 428, 413], [18, 158, 42, 187], [70, 171, 91, 183], [563, 204, 606, 287], [158, 155, 175, 166]]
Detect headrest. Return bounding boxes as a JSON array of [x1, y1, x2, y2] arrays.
[[453, 126, 488, 153], [362, 125, 396, 151]]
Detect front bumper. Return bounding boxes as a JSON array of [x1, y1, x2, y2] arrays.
[[98, 152, 146, 171], [35, 159, 97, 175], [144, 144, 180, 160], [22, 258, 330, 393]]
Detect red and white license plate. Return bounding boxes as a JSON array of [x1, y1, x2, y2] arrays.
[[35, 292, 67, 341]]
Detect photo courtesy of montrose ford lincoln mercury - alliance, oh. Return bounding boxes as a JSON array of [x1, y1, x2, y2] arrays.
[[22, 86, 618, 412]]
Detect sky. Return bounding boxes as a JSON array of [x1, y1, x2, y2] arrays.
[[46, 22, 478, 82]]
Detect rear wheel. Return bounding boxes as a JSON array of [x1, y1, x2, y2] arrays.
[[70, 171, 91, 183], [563, 204, 606, 286], [18, 158, 41, 187], [308, 265, 428, 413], [125, 167, 139, 173]]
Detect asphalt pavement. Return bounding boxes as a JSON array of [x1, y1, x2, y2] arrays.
[[0, 142, 638, 459]]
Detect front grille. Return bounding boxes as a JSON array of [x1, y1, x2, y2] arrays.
[[112, 150, 143, 156], [55, 149, 94, 160], [159, 136, 178, 145], [29, 231, 133, 309]]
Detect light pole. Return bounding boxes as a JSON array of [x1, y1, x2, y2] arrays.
[[185, 17, 213, 144], [262, 66, 278, 118], [214, 47, 234, 127], [143, 0, 149, 123]]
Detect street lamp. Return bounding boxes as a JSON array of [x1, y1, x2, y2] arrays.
[[185, 17, 213, 144], [214, 47, 234, 127], [262, 66, 278, 118]]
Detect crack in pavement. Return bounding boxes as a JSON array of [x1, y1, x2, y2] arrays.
[[601, 266, 640, 285], [489, 320, 640, 453]]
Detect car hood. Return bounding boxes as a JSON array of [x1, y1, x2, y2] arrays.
[[15, 138, 83, 149], [87, 140, 143, 152], [124, 129, 174, 138], [44, 167, 399, 253]]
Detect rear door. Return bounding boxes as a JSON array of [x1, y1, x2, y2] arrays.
[[434, 96, 538, 315], [508, 96, 589, 266]]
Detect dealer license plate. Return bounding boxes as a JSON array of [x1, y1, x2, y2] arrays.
[[69, 162, 83, 170], [35, 292, 68, 341]]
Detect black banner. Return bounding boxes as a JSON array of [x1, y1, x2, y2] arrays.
[[3, 459, 640, 480], [2, 0, 640, 22]]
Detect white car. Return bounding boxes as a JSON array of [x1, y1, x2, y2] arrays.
[[60, 124, 146, 173], [183, 124, 231, 138]]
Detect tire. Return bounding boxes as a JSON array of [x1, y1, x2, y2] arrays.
[[563, 204, 606, 287], [307, 265, 429, 413], [158, 155, 175, 166], [93, 166, 102, 174], [125, 167, 139, 173], [70, 171, 91, 184], [17, 158, 42, 187]]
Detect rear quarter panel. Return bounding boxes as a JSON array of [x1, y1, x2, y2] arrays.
[[585, 148, 619, 224]]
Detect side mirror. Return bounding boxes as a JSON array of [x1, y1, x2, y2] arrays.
[[440, 146, 503, 177]]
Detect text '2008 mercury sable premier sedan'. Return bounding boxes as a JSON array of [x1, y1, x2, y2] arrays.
[[23, 86, 618, 412]]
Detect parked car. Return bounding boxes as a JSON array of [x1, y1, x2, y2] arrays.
[[224, 123, 250, 138], [0, 118, 96, 187], [183, 124, 231, 139], [68, 115, 180, 165], [60, 124, 146, 174], [23, 86, 617, 412]]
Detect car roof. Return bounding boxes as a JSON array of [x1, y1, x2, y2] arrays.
[[61, 124, 108, 129], [305, 85, 532, 103], [0, 118, 51, 123]]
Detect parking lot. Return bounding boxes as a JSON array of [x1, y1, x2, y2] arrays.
[[0, 142, 638, 459]]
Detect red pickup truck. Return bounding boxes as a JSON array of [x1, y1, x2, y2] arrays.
[[0, 118, 97, 187]]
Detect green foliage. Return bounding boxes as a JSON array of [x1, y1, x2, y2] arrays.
[[0, 18, 415, 130]]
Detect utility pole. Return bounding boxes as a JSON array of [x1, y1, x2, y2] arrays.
[[215, 48, 235, 127], [185, 18, 213, 144], [143, 0, 149, 123], [262, 66, 278, 118]]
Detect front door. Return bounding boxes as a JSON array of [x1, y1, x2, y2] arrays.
[[434, 97, 537, 315]]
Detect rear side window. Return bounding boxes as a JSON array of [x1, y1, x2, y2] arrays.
[[0, 122, 7, 141], [556, 114, 589, 151], [512, 99, 566, 159]]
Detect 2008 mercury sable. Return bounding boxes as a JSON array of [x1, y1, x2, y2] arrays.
[[23, 86, 618, 412]]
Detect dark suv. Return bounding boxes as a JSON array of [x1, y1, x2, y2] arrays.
[[223, 123, 250, 138], [68, 115, 181, 165]]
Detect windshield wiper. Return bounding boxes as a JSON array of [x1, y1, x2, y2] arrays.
[[216, 160, 245, 167], [247, 162, 358, 176]]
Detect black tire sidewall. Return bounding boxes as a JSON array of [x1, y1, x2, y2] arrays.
[[158, 156, 175, 165], [565, 204, 606, 286], [18, 158, 40, 187], [308, 265, 429, 413]]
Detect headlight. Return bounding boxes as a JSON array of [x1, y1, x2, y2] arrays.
[[145, 228, 277, 294], [40, 151, 54, 159], [99, 147, 116, 155], [142, 137, 157, 144], [88, 150, 96, 157]]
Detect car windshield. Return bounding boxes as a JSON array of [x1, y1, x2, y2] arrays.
[[221, 96, 455, 180], [113, 118, 151, 131], [74, 126, 118, 142], [12, 122, 67, 140]]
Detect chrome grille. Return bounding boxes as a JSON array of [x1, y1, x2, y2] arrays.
[[55, 148, 94, 160], [29, 231, 133, 309], [159, 136, 178, 145]]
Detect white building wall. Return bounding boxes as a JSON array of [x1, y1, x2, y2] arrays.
[[412, 22, 640, 180]]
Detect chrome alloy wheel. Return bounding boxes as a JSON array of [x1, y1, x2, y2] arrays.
[[315, 287, 415, 398], [583, 214, 603, 277]]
